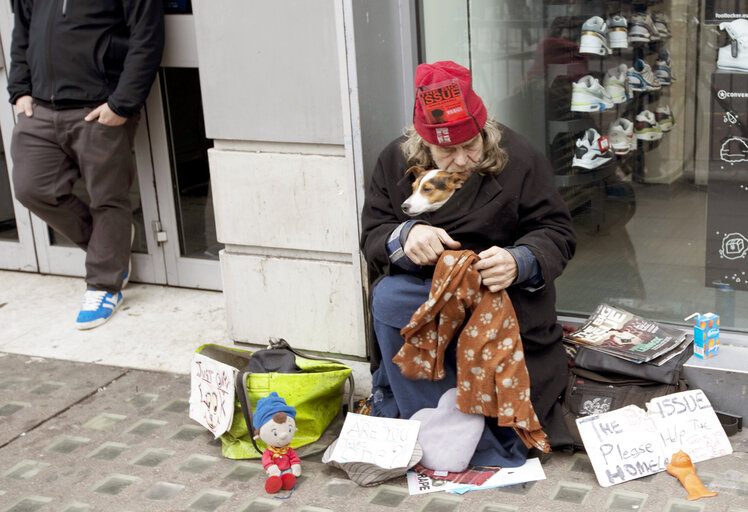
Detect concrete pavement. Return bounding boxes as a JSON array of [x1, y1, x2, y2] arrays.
[[0, 270, 746, 511]]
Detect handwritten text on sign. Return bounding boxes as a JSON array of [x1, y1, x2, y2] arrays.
[[647, 389, 732, 463], [577, 389, 732, 487], [188, 353, 236, 438], [329, 413, 420, 469]]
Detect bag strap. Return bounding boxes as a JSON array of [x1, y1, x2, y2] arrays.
[[268, 337, 356, 412], [234, 370, 264, 456]]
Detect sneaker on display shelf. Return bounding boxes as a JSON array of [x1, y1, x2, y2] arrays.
[[629, 12, 660, 44], [75, 290, 124, 330], [571, 75, 615, 112], [606, 15, 629, 49], [634, 110, 664, 141], [572, 128, 614, 169], [655, 105, 674, 132], [652, 12, 671, 39], [718, 19, 748, 72], [579, 16, 611, 55], [608, 118, 636, 155], [603, 64, 631, 104], [627, 59, 662, 92], [654, 49, 675, 85]]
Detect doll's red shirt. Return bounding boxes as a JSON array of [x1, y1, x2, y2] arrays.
[[262, 446, 300, 471]]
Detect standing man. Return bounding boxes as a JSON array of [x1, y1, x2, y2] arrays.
[[8, 0, 165, 329], [361, 61, 577, 462]]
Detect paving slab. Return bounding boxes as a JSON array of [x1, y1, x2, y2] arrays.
[[0, 352, 747, 512]]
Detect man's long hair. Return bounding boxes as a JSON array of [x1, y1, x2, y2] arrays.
[[400, 118, 508, 175]]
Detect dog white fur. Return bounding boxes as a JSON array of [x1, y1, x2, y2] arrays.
[[401, 166, 466, 216]]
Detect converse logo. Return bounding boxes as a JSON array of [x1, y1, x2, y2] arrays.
[[435, 127, 451, 144], [718, 89, 748, 99]]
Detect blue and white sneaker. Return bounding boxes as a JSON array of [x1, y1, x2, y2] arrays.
[[654, 49, 675, 85], [75, 290, 123, 330]]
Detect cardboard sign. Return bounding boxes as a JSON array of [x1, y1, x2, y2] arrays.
[[329, 413, 420, 469], [189, 353, 236, 438], [647, 390, 733, 463], [577, 389, 733, 487]]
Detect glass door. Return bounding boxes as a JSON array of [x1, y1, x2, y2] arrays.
[[0, 0, 38, 272], [0, 10, 222, 290], [145, 66, 223, 290]]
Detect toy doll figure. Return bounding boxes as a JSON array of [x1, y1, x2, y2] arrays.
[[253, 392, 302, 493]]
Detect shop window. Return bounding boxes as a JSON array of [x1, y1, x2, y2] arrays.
[[419, 0, 748, 332]]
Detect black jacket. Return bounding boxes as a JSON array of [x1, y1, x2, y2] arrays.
[[8, 0, 165, 117], [360, 126, 577, 442]]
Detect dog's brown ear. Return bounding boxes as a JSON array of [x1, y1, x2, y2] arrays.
[[406, 166, 426, 178], [449, 173, 465, 189]]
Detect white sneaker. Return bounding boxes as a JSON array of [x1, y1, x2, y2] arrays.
[[627, 59, 661, 92], [655, 105, 674, 132], [579, 16, 611, 55], [572, 128, 614, 169], [603, 64, 630, 104], [571, 75, 614, 112], [718, 19, 748, 72], [608, 118, 636, 155], [607, 15, 629, 49], [634, 110, 663, 141]]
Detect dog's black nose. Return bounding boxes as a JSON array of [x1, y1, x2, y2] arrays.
[[401, 202, 411, 214]]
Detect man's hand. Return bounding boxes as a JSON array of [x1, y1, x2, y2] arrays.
[[404, 224, 461, 266], [14, 95, 33, 117], [84, 102, 127, 126], [473, 246, 518, 292]]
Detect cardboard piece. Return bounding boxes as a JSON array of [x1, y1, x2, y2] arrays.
[[329, 413, 421, 469], [188, 353, 236, 438], [577, 389, 733, 487]]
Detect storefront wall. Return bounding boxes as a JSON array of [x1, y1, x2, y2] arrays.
[[190, 0, 368, 356]]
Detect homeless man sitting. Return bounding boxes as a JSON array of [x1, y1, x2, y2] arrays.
[[360, 60, 577, 469]]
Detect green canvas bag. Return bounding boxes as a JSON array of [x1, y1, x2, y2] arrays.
[[195, 341, 353, 459]]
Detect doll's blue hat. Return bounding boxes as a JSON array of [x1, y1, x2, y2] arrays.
[[254, 392, 296, 428]]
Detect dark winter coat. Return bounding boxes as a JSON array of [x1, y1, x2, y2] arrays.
[[8, 0, 164, 117], [360, 125, 576, 440]]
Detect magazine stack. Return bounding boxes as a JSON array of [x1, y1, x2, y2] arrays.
[[564, 303, 690, 366]]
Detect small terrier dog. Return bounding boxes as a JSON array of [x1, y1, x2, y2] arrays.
[[401, 166, 466, 216]]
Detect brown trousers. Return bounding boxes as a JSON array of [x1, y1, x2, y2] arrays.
[[11, 103, 139, 293]]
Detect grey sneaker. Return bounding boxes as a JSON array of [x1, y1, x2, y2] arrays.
[[629, 12, 660, 43], [652, 12, 671, 39], [627, 59, 661, 92]]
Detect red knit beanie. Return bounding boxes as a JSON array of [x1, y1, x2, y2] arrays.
[[413, 61, 487, 146]]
